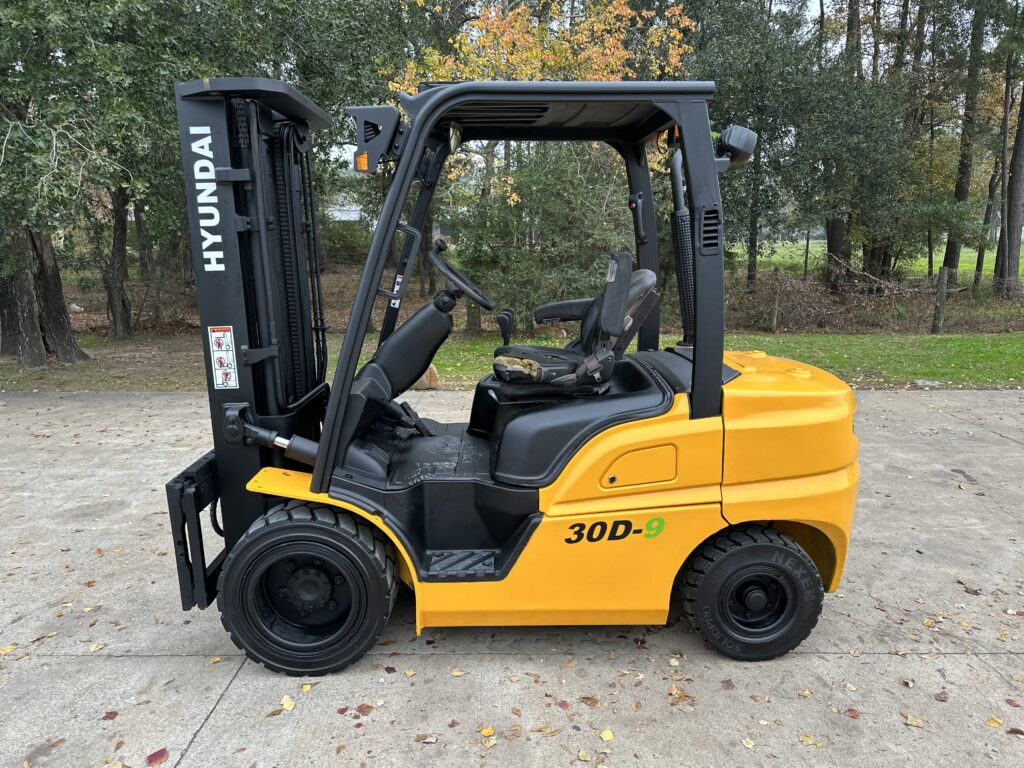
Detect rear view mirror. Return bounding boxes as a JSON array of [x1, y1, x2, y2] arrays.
[[718, 125, 757, 166]]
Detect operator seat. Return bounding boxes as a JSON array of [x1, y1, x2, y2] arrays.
[[492, 252, 657, 393]]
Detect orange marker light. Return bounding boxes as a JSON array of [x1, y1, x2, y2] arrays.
[[355, 151, 370, 174]]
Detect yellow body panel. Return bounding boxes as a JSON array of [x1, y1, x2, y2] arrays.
[[247, 352, 859, 631]]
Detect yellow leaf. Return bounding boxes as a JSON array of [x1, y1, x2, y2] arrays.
[[798, 734, 815, 746], [482, 736, 497, 749], [845, 682, 857, 692], [599, 729, 614, 742], [300, 683, 313, 692], [798, 689, 813, 698], [741, 738, 754, 749], [210, 657, 221, 664], [281, 695, 295, 711], [986, 716, 1004, 728], [89, 642, 104, 652], [0, 644, 16, 655], [479, 726, 494, 737], [904, 713, 924, 728], [404, 668, 416, 678], [451, 667, 465, 677], [922, 618, 935, 628], [577, 750, 592, 762]]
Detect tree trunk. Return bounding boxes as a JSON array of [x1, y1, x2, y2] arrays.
[[27, 228, 88, 362], [825, 216, 846, 293], [803, 229, 811, 280], [892, 0, 912, 71], [0, 260, 47, 367], [997, 89, 1024, 299], [974, 158, 1000, 289], [745, 143, 763, 291], [135, 203, 154, 284], [941, 6, 986, 285], [104, 185, 133, 338], [846, 0, 863, 78], [870, 0, 882, 80]]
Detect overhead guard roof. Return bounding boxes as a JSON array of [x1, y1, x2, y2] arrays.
[[400, 80, 716, 142]]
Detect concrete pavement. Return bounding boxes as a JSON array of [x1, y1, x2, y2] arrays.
[[0, 389, 1022, 767]]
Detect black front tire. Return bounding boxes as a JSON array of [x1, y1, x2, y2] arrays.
[[217, 501, 397, 676], [682, 525, 823, 661]]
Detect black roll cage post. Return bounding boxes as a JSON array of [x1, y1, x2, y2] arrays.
[[377, 134, 450, 345], [311, 83, 726, 493]]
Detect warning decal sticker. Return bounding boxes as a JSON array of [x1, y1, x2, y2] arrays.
[[208, 326, 239, 389]]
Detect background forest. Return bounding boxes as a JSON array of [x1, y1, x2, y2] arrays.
[[1, 0, 1022, 380]]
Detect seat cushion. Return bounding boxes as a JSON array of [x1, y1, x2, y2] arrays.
[[493, 345, 585, 385]]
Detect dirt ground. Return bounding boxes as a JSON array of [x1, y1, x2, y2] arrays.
[[0, 389, 1022, 767]]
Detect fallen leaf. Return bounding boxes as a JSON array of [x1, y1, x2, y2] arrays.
[[448, 719, 459, 728], [849, 647, 861, 657], [557, 699, 571, 711], [599, 729, 614, 742], [209, 657, 221, 664], [750, 694, 762, 703], [512, 706, 521, 717], [577, 750, 592, 762], [114, 740, 124, 751], [742, 738, 754, 748], [85, 580, 96, 588], [845, 682, 857, 692], [101, 711, 118, 720], [50, 738, 65, 748], [798, 734, 816, 746], [404, 668, 416, 678], [508, 675, 520, 683], [798, 689, 813, 698], [1009, 727, 1024, 737], [904, 713, 924, 728], [451, 667, 465, 677], [505, 724, 522, 740], [301, 683, 316, 693], [1007, 699, 1021, 708], [89, 643, 104, 653], [356, 703, 374, 716], [845, 708, 861, 720], [479, 726, 495, 737], [0, 643, 16, 655], [922, 618, 935, 628], [934, 691, 949, 702], [668, 657, 680, 667], [564, 657, 578, 668], [722, 679, 736, 691], [986, 716, 1004, 728], [580, 695, 600, 708], [280, 695, 295, 712], [384, 666, 396, 674], [146, 748, 169, 766], [265, 708, 283, 718], [482, 736, 497, 749], [630, 701, 640, 711], [414, 733, 438, 743], [337, 707, 349, 715], [902, 679, 914, 688]]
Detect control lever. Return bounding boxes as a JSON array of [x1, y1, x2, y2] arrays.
[[496, 307, 516, 346], [400, 401, 432, 437], [628, 192, 647, 244]]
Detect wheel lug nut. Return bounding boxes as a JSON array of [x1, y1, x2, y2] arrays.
[[334, 575, 344, 584], [327, 601, 336, 610], [278, 587, 288, 597]]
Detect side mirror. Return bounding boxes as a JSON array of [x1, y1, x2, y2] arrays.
[[717, 125, 758, 166]]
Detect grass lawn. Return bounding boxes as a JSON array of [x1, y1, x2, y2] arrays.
[[2, 330, 1020, 392], [744, 239, 1024, 281]]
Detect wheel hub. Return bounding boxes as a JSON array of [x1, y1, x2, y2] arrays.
[[285, 566, 332, 611], [742, 586, 769, 611]]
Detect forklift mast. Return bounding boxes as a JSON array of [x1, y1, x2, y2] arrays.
[[167, 78, 333, 606]]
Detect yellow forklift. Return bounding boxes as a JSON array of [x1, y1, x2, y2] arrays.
[[168, 78, 859, 675]]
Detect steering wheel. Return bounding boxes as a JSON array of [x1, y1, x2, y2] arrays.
[[426, 239, 495, 310]]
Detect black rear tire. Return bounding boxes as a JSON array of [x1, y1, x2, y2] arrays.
[[682, 525, 823, 661], [217, 500, 397, 676]]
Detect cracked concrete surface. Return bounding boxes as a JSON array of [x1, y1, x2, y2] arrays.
[[0, 390, 1022, 767]]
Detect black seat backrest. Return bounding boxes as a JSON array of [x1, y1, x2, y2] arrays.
[[574, 255, 657, 356]]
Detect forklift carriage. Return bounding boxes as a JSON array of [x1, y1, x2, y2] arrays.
[[168, 77, 859, 675]]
